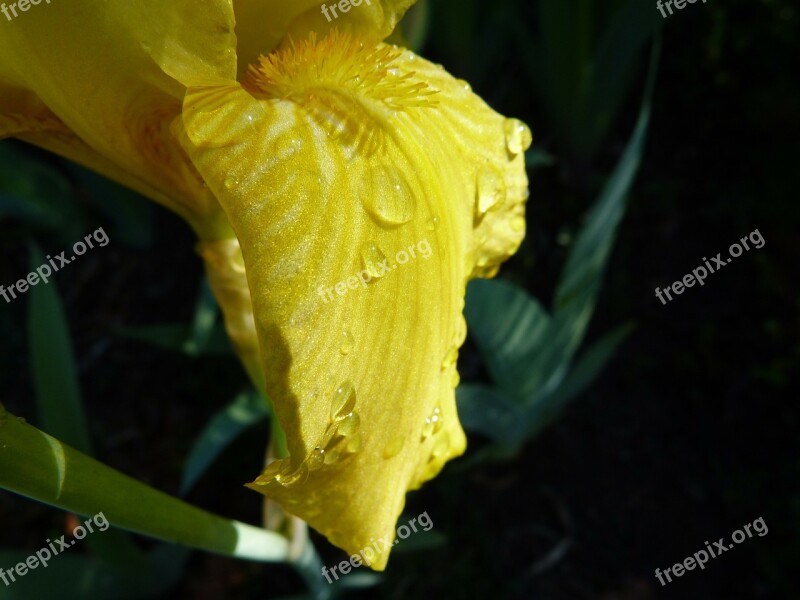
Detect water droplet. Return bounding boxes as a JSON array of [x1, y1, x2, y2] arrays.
[[431, 434, 450, 461], [383, 436, 404, 459], [504, 118, 533, 155], [360, 243, 388, 281], [426, 215, 440, 231], [224, 176, 238, 190], [331, 381, 356, 421], [421, 406, 443, 440], [475, 167, 507, 217], [280, 463, 308, 487], [345, 433, 363, 453], [340, 330, 354, 355], [362, 166, 414, 226], [257, 460, 284, 484], [441, 347, 458, 370], [454, 315, 467, 346], [324, 448, 342, 465], [307, 447, 325, 471], [337, 411, 361, 437], [451, 369, 461, 387], [421, 420, 434, 441], [431, 406, 443, 433], [457, 79, 472, 93]]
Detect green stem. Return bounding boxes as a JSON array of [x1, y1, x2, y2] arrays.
[[0, 405, 289, 562]]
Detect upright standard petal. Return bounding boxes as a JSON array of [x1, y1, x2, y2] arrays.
[[0, 0, 237, 231], [233, 0, 416, 78], [177, 31, 530, 569]]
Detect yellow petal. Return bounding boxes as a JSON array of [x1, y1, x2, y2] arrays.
[[177, 31, 529, 569], [0, 0, 237, 234], [233, 0, 416, 78]]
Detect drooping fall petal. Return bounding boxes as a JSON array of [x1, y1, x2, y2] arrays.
[[176, 31, 530, 569]]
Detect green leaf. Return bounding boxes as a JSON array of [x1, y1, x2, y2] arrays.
[[525, 147, 556, 169], [0, 406, 290, 563], [590, 0, 659, 145], [464, 278, 551, 398], [0, 548, 188, 600], [548, 323, 634, 406], [398, 0, 431, 53], [27, 244, 147, 566], [518, 0, 657, 162], [180, 390, 269, 496], [114, 322, 232, 356], [0, 142, 85, 238], [27, 244, 92, 455], [525, 323, 635, 438], [182, 276, 220, 356], [63, 163, 154, 250], [456, 384, 526, 444], [519, 32, 660, 400]]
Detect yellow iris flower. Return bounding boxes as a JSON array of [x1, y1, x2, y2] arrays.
[[0, 0, 530, 569]]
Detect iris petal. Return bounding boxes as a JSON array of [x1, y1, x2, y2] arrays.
[[177, 33, 529, 569], [233, 0, 415, 78], [0, 0, 237, 232]]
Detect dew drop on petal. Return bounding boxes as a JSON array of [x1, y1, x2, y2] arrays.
[[383, 436, 404, 459], [279, 462, 309, 487], [431, 405, 443, 434], [475, 167, 507, 217], [451, 370, 461, 388], [345, 433, 363, 453], [362, 166, 414, 226], [224, 176, 238, 190], [504, 118, 533, 155], [421, 405, 443, 441], [430, 434, 450, 461], [360, 242, 388, 281], [307, 447, 325, 471], [441, 347, 458, 370], [426, 215, 440, 231], [421, 419, 434, 441], [324, 448, 342, 465], [331, 381, 356, 421], [340, 329, 354, 355], [337, 411, 361, 437], [257, 460, 284, 484], [454, 315, 467, 346]]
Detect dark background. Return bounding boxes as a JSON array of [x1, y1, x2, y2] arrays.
[[1, 0, 798, 598]]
